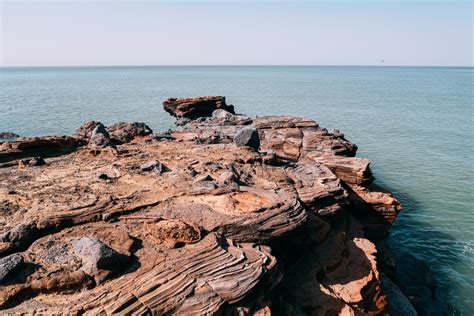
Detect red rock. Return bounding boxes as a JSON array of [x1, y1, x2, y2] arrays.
[[163, 96, 235, 119], [0, 96, 409, 314]]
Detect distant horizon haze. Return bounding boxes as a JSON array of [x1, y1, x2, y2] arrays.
[[1, 64, 473, 68], [1, 0, 472, 67]]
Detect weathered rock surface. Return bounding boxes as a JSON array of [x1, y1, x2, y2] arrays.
[[163, 96, 235, 119], [0, 254, 23, 283], [106, 122, 153, 143], [0, 96, 409, 314], [234, 126, 260, 150], [75, 121, 153, 147], [0, 136, 85, 164]]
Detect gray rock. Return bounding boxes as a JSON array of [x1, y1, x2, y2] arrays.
[[233, 126, 260, 150], [329, 129, 344, 138], [74, 121, 105, 139], [71, 237, 128, 279], [140, 160, 164, 174], [1, 221, 38, 246], [89, 125, 111, 147], [0, 254, 23, 283], [188, 169, 198, 177], [212, 109, 235, 119]]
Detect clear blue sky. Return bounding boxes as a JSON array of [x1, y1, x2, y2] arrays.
[[1, 0, 472, 66]]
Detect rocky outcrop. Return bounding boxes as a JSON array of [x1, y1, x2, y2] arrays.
[[0, 136, 85, 164], [0, 96, 408, 314], [0, 121, 153, 166], [75, 121, 153, 146], [163, 96, 235, 120], [0, 132, 19, 141]]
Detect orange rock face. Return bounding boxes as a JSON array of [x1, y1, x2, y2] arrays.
[[0, 97, 407, 314]]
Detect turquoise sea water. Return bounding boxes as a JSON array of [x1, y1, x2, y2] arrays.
[[1, 66, 473, 313]]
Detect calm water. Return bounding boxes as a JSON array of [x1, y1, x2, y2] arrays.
[[1, 66, 473, 313]]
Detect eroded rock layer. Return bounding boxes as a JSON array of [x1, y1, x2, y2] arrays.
[[0, 96, 408, 315]]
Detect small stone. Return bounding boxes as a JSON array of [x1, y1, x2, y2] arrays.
[[195, 174, 213, 182], [330, 129, 344, 138], [140, 160, 164, 175], [18, 159, 29, 168], [233, 126, 260, 150], [212, 109, 234, 119], [101, 213, 113, 222], [219, 171, 235, 183], [0, 254, 24, 283]]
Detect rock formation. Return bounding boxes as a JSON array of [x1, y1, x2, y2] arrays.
[[0, 132, 19, 141], [0, 96, 410, 314], [163, 96, 235, 120]]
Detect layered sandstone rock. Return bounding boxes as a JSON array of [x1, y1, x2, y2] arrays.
[[163, 96, 235, 120], [0, 96, 409, 314]]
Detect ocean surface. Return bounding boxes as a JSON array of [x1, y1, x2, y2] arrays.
[[1, 66, 473, 313]]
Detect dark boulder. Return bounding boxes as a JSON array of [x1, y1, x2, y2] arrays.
[[107, 122, 153, 144], [233, 126, 260, 150]]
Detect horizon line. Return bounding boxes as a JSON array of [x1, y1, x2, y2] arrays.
[[1, 64, 473, 68]]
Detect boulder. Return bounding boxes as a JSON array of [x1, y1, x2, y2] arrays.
[[88, 125, 111, 147], [234, 126, 260, 150], [140, 160, 165, 174], [212, 109, 235, 119], [74, 121, 105, 139], [106, 122, 153, 143], [0, 254, 24, 283], [71, 237, 129, 282]]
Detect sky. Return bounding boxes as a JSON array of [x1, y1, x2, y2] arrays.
[[0, 0, 472, 66]]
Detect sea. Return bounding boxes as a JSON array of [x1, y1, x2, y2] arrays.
[[0, 66, 472, 314]]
